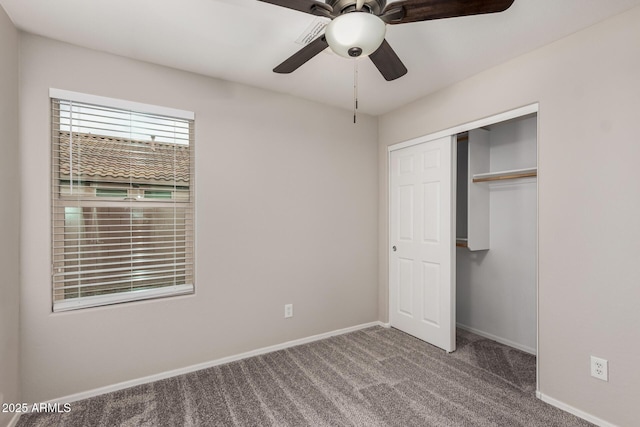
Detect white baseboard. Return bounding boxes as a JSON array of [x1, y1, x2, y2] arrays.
[[7, 413, 21, 427], [536, 391, 617, 427], [46, 320, 386, 405], [456, 323, 536, 355]]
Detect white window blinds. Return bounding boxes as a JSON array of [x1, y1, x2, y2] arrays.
[[51, 91, 195, 312]]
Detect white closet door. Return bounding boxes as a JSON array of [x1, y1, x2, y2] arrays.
[[389, 136, 456, 353]]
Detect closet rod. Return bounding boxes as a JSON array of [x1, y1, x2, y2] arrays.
[[472, 168, 537, 183]]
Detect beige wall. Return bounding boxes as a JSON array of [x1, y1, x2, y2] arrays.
[[0, 5, 20, 427], [19, 34, 379, 402], [379, 6, 640, 426]]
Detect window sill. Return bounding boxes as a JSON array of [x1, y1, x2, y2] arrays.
[[53, 284, 194, 312]]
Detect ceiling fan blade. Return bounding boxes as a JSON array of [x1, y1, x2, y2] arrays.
[[256, 0, 332, 16], [369, 39, 408, 81], [273, 35, 329, 74], [382, 0, 515, 25]]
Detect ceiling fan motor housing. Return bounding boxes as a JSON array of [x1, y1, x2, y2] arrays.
[[328, 0, 385, 15]]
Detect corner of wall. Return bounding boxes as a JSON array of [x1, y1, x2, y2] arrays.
[[0, 4, 21, 427]]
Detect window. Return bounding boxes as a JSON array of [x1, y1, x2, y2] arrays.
[[51, 89, 195, 312]]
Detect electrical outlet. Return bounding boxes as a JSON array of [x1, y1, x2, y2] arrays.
[[284, 304, 293, 318], [590, 356, 608, 381]]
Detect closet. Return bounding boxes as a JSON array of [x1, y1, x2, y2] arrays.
[[388, 105, 538, 355], [455, 114, 538, 354]]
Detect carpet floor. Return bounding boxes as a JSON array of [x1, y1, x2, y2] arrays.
[[17, 326, 592, 426]]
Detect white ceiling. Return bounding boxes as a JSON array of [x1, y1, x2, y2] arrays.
[[2, 0, 639, 115]]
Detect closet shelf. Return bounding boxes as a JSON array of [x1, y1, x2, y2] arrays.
[[472, 167, 537, 183], [456, 238, 468, 248]]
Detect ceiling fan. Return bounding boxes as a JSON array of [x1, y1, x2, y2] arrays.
[[258, 0, 515, 81]]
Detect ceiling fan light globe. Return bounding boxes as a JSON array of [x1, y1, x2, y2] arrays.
[[325, 12, 386, 59]]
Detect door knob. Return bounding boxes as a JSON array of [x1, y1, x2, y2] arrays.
[[392, 246, 397, 252]]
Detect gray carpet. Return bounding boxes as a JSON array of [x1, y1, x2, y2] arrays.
[[17, 326, 591, 426]]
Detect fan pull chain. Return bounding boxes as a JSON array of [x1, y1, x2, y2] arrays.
[[353, 60, 359, 124]]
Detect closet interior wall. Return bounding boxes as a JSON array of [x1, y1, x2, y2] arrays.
[[456, 115, 538, 353]]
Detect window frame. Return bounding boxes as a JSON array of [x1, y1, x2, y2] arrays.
[[50, 89, 196, 312]]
